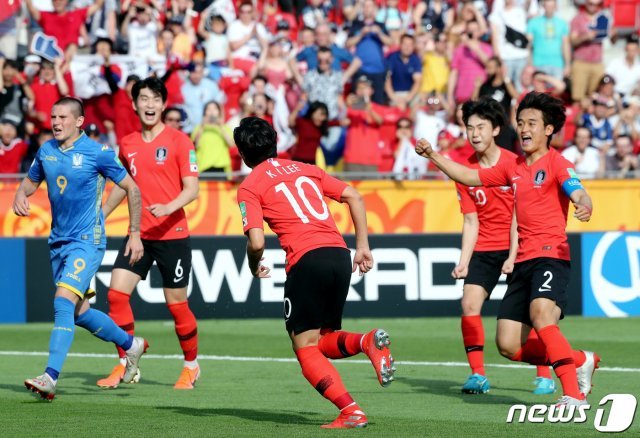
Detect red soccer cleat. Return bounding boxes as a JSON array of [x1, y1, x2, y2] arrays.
[[362, 329, 396, 387], [321, 409, 368, 429]]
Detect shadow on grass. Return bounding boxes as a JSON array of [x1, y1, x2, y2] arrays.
[[400, 377, 525, 405], [156, 406, 322, 426]]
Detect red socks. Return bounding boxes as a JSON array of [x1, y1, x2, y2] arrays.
[[318, 331, 364, 359], [107, 289, 134, 358], [295, 346, 355, 411], [535, 325, 582, 399], [527, 330, 552, 378], [167, 301, 198, 361], [461, 315, 485, 375]]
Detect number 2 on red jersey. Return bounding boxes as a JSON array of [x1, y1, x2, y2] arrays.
[[275, 176, 330, 223]]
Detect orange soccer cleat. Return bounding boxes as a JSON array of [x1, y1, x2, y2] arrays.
[[174, 365, 200, 389]]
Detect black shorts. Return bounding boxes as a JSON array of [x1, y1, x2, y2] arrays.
[[498, 257, 570, 326], [113, 236, 192, 288], [283, 247, 352, 335], [464, 249, 511, 296]]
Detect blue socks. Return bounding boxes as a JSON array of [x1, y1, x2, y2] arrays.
[[45, 297, 76, 381], [75, 308, 133, 351]]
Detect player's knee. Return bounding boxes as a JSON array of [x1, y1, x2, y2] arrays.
[[495, 336, 519, 360], [460, 297, 481, 316]]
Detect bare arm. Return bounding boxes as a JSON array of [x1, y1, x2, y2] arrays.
[[103, 184, 127, 218], [452, 212, 478, 279], [415, 138, 482, 186], [246, 228, 270, 277], [12, 177, 41, 216], [341, 185, 373, 275], [87, 0, 106, 17], [502, 211, 518, 274], [115, 174, 144, 264], [147, 175, 199, 217], [197, 11, 209, 39], [54, 59, 69, 96], [562, 35, 571, 74], [342, 57, 362, 84], [569, 188, 592, 222], [25, 0, 41, 22]]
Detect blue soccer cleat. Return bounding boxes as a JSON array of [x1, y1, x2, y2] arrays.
[[461, 373, 490, 394], [533, 377, 557, 395]]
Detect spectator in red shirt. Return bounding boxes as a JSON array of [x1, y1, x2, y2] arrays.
[[29, 58, 70, 133], [25, 0, 106, 63], [343, 76, 384, 173], [0, 119, 28, 174], [289, 99, 341, 164], [105, 72, 142, 146]]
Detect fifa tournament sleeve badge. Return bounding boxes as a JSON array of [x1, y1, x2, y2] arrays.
[[567, 168, 579, 180], [189, 150, 199, 173], [239, 201, 248, 227]]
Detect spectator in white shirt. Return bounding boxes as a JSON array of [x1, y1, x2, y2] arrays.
[[561, 126, 601, 179], [227, 1, 268, 76], [121, 3, 159, 58], [605, 34, 640, 97]]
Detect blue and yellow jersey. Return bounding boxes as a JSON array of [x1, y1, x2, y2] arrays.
[[28, 132, 127, 247]]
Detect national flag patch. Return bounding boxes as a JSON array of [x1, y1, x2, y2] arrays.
[[190, 163, 199, 172]]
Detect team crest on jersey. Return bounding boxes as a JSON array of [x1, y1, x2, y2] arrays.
[[155, 147, 168, 162], [533, 169, 546, 186], [72, 153, 83, 168]]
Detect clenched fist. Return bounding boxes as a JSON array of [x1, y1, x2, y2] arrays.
[[415, 138, 434, 158]]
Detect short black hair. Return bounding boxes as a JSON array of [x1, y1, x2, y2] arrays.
[[132, 76, 167, 103], [53, 96, 85, 117], [317, 46, 332, 55], [233, 117, 277, 167], [461, 97, 506, 130], [162, 106, 183, 121], [516, 92, 566, 145], [305, 101, 329, 136]]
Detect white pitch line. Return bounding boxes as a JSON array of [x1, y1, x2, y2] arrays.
[[1, 350, 638, 373]]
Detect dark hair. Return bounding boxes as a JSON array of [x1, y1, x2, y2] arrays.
[[2, 59, 19, 70], [400, 33, 415, 42], [305, 101, 329, 136], [461, 97, 505, 131], [317, 46, 332, 55], [162, 106, 183, 122], [132, 76, 167, 103], [53, 96, 85, 117], [233, 117, 277, 167], [202, 100, 222, 117], [575, 125, 592, 138], [516, 92, 566, 146], [92, 37, 113, 53], [616, 133, 632, 143], [487, 55, 502, 66], [252, 74, 268, 84]]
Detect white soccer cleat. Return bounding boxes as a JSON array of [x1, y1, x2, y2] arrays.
[[123, 337, 148, 383], [25, 373, 56, 401], [576, 351, 600, 397], [555, 395, 588, 407]]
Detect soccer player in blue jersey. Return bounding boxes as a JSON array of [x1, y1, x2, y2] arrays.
[[12, 97, 148, 401]]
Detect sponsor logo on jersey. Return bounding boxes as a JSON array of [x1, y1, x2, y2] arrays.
[[101, 145, 111, 151], [189, 150, 197, 164], [72, 153, 83, 168], [533, 169, 546, 186], [155, 147, 168, 162], [44, 155, 57, 161]]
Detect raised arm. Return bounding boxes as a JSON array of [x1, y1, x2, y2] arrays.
[[415, 138, 482, 186], [147, 175, 199, 218], [12, 177, 41, 216], [87, 0, 106, 18], [25, 0, 41, 22], [115, 174, 144, 265], [341, 185, 373, 275]]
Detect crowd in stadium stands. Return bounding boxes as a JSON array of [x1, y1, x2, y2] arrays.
[[0, 0, 639, 178]]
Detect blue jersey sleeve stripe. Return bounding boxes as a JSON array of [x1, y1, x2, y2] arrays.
[[562, 178, 584, 197]]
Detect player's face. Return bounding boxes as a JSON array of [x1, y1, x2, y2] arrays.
[[134, 87, 166, 127], [466, 114, 499, 154], [516, 108, 554, 154], [51, 104, 83, 144]]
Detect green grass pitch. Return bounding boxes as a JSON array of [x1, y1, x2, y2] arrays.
[[0, 317, 638, 437]]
